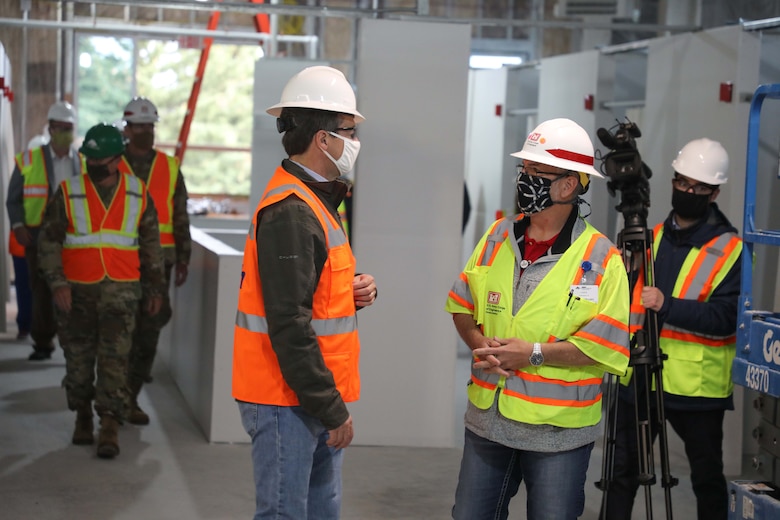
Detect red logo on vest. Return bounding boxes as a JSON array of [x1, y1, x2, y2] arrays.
[[488, 291, 501, 305]]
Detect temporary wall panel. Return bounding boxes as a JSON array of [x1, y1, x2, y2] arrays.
[[537, 50, 618, 238], [462, 67, 508, 261], [350, 18, 471, 447], [250, 59, 328, 212]]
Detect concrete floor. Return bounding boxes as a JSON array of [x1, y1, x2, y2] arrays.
[[0, 306, 740, 519]]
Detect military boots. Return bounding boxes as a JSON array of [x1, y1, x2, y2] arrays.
[[71, 404, 94, 445], [128, 382, 150, 425], [96, 415, 120, 459]]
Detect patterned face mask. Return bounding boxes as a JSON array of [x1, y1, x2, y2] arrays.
[[516, 172, 557, 215]]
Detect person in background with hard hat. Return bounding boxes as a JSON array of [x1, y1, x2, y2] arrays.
[[118, 96, 192, 426], [233, 66, 377, 520], [446, 118, 630, 520], [4, 133, 46, 342], [37, 123, 165, 459], [5, 101, 86, 360], [604, 138, 741, 520]]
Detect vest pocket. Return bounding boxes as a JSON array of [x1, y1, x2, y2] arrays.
[[323, 351, 358, 402], [545, 295, 598, 341]]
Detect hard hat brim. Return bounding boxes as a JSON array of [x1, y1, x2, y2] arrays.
[[511, 149, 603, 178], [266, 101, 365, 123]]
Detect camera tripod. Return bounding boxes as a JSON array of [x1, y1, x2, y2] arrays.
[[596, 214, 678, 520]]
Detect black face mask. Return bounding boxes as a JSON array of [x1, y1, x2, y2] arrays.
[[87, 163, 113, 182], [130, 131, 155, 150], [672, 189, 711, 220], [516, 173, 555, 214]]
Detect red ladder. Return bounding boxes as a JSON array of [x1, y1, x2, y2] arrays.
[[175, 0, 270, 164]]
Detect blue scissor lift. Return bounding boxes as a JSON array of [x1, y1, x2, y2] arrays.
[[732, 84, 780, 497]]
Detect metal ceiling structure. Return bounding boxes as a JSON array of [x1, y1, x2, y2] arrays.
[[3, 0, 703, 33]]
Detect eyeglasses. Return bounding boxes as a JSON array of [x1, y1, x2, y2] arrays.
[[332, 127, 357, 139], [672, 176, 717, 195], [516, 164, 567, 178]]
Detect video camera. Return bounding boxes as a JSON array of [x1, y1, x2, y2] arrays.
[[596, 119, 653, 225]]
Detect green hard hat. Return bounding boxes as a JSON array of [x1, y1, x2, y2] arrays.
[[79, 123, 125, 158]]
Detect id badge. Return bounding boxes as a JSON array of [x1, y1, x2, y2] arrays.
[[570, 284, 598, 304]]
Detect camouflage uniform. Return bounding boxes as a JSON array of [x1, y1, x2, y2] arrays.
[[38, 180, 165, 419], [122, 150, 191, 391]]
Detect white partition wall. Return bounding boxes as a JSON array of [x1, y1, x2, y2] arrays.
[[537, 50, 617, 235], [350, 18, 471, 448], [0, 42, 12, 331], [161, 227, 245, 442], [642, 26, 759, 231], [250, 60, 327, 211], [463, 67, 509, 261]]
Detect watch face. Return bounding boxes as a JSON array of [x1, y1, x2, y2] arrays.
[[530, 352, 544, 366]]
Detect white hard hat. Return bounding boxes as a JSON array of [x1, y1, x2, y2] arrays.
[[123, 96, 159, 123], [47, 101, 76, 123], [266, 66, 365, 123], [671, 138, 728, 185], [511, 118, 602, 181]]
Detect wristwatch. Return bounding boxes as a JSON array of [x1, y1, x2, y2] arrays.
[[529, 342, 544, 367]]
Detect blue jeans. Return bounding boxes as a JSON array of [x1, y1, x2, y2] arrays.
[[238, 401, 343, 520], [452, 428, 593, 520], [12, 254, 31, 333]]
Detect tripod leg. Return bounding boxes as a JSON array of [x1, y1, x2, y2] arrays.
[[652, 370, 679, 520], [597, 373, 619, 520], [633, 363, 657, 520]]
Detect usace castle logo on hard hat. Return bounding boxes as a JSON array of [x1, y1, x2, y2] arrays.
[[528, 132, 546, 144], [85, 139, 98, 149]]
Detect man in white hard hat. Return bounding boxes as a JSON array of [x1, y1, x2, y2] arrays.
[[605, 138, 741, 520], [445, 118, 630, 519], [6, 100, 86, 360], [232, 66, 377, 520], [118, 96, 192, 426]]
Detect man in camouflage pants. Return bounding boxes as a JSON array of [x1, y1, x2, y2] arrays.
[[119, 97, 192, 425], [38, 123, 165, 459]]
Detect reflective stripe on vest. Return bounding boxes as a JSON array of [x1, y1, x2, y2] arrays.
[[236, 311, 357, 337], [448, 216, 629, 428], [17, 148, 49, 227], [119, 151, 178, 247], [233, 167, 360, 407], [61, 174, 145, 283]]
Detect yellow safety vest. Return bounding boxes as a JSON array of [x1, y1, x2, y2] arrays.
[[446, 215, 630, 428], [625, 224, 742, 398], [15, 146, 86, 226]]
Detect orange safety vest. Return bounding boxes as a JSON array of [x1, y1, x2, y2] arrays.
[[118, 151, 178, 247], [8, 232, 24, 257], [233, 167, 360, 406], [60, 174, 147, 283]]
